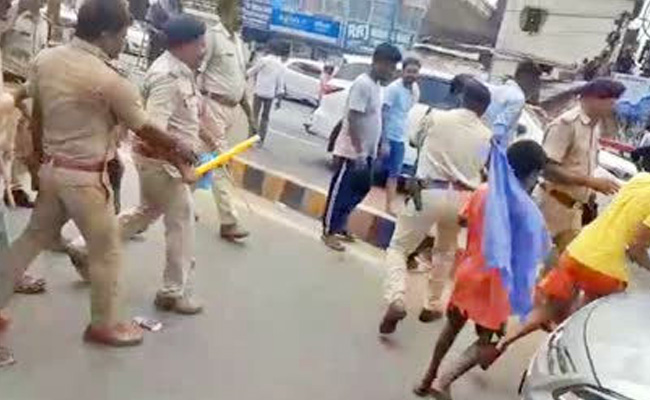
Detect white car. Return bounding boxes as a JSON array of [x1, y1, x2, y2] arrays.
[[283, 58, 323, 106], [521, 293, 650, 400]]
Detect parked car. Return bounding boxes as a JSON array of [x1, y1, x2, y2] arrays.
[[521, 292, 650, 400], [283, 58, 323, 106]]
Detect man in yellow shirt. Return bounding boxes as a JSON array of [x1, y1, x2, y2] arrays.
[[491, 173, 650, 361]]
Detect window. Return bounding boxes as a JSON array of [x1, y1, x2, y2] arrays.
[[370, 0, 393, 26], [287, 62, 322, 78], [334, 62, 370, 81], [418, 76, 455, 109], [349, 0, 371, 21]]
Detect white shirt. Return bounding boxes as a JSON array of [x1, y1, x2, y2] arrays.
[[247, 54, 285, 99], [333, 73, 383, 159]]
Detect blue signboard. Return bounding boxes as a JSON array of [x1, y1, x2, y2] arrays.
[[242, 0, 272, 30], [269, 9, 341, 45]]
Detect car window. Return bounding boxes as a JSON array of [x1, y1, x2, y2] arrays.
[[334, 63, 371, 81], [287, 62, 322, 78], [418, 76, 455, 109]]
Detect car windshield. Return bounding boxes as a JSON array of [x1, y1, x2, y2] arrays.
[[418, 76, 456, 109], [334, 63, 370, 81]]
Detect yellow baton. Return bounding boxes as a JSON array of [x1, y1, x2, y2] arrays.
[[194, 135, 260, 176]]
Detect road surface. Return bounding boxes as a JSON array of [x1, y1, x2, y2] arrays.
[[0, 156, 547, 400]]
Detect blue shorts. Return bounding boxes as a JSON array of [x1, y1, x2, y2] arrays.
[[383, 140, 405, 178]]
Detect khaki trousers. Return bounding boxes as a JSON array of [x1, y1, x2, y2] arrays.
[[204, 97, 241, 226], [0, 164, 124, 326], [119, 157, 195, 297], [384, 188, 467, 312]]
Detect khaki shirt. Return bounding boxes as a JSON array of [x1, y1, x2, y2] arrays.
[[416, 108, 492, 190], [140, 51, 225, 157], [142, 51, 201, 148], [27, 38, 148, 168], [543, 105, 599, 203], [199, 19, 248, 103]]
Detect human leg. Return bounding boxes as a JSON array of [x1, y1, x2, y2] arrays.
[[62, 183, 142, 346], [322, 158, 357, 250], [155, 176, 201, 314], [414, 306, 468, 397], [380, 196, 440, 334], [258, 97, 273, 144], [384, 141, 404, 215], [424, 189, 464, 317]]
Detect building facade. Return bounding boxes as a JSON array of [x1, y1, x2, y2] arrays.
[[242, 0, 429, 53], [492, 0, 639, 76]]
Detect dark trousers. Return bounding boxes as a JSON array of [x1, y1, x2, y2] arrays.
[[322, 157, 373, 235], [252, 95, 273, 143]]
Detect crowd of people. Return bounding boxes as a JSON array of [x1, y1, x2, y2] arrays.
[[319, 38, 650, 398], [0, 0, 649, 399]]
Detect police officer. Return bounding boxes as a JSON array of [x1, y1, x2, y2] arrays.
[[198, 0, 251, 241], [0, 0, 196, 349]]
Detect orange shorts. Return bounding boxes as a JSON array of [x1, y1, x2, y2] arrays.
[[538, 253, 626, 302]]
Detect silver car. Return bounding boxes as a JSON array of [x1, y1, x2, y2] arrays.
[[521, 293, 650, 400]]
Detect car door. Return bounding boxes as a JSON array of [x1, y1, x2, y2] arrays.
[[284, 61, 322, 105]]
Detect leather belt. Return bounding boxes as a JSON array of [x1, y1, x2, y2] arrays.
[[541, 183, 582, 209], [43, 155, 105, 173], [420, 179, 472, 192], [202, 91, 239, 108]]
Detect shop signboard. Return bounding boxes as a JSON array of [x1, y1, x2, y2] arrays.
[[269, 9, 342, 45]]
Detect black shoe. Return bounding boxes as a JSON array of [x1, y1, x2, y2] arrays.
[[379, 300, 407, 334], [419, 308, 443, 323]]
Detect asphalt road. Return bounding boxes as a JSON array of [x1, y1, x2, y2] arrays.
[[0, 155, 548, 400]]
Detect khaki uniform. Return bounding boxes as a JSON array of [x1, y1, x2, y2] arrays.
[[540, 105, 599, 244], [384, 109, 491, 312], [2, 11, 48, 193], [0, 38, 149, 325], [198, 19, 248, 226], [120, 51, 206, 299]]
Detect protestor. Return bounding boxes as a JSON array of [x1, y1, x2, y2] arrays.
[[247, 39, 288, 146], [414, 140, 549, 398], [0, 0, 197, 359], [321, 43, 401, 252], [381, 56, 420, 216], [491, 171, 650, 367]]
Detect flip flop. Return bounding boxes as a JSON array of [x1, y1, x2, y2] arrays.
[[14, 274, 46, 294]]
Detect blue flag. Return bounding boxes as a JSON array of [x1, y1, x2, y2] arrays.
[[482, 142, 550, 318], [196, 152, 217, 190]]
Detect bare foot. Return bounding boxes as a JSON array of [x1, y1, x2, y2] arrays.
[[429, 383, 452, 400]]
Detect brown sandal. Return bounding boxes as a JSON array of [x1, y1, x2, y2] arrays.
[[14, 274, 46, 294]]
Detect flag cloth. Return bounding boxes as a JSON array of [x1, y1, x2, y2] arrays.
[[483, 142, 550, 318], [196, 152, 217, 190]]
